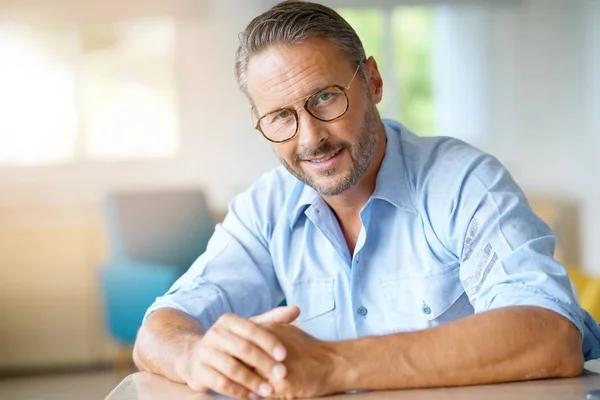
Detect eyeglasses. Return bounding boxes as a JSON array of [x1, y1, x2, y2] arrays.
[[252, 61, 363, 143]]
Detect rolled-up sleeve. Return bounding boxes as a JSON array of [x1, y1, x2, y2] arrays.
[[143, 186, 283, 330], [460, 188, 583, 335], [428, 145, 585, 337]]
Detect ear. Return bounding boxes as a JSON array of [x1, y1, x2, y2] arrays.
[[364, 56, 384, 104]]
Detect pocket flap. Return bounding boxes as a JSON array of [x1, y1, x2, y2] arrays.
[[379, 267, 466, 320], [420, 271, 466, 320], [291, 278, 335, 323]]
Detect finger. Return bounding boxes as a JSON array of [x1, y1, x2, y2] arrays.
[[218, 314, 288, 362], [210, 328, 283, 379], [202, 346, 274, 396], [250, 306, 300, 325], [191, 364, 254, 399]]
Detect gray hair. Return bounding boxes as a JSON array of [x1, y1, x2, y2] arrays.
[[234, 0, 367, 99]]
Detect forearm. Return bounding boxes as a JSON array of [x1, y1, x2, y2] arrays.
[[133, 307, 206, 383], [331, 306, 583, 391]]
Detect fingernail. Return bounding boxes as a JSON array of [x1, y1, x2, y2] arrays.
[[272, 363, 286, 380], [259, 382, 273, 397], [273, 346, 286, 361], [248, 392, 259, 399]]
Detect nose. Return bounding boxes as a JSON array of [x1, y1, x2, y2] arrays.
[[296, 109, 329, 150]]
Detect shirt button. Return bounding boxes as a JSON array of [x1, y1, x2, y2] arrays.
[[357, 306, 368, 316], [422, 302, 432, 315]]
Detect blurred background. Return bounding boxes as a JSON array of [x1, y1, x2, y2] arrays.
[[0, 0, 598, 398]]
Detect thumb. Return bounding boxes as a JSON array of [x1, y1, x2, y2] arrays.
[[250, 305, 300, 325]]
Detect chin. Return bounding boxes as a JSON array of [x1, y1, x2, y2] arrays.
[[311, 174, 354, 196]]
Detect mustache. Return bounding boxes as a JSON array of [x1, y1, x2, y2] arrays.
[[295, 141, 345, 162]]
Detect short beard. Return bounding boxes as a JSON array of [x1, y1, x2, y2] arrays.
[[279, 99, 380, 196]]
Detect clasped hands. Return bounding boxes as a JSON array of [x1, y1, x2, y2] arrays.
[[181, 306, 342, 399]]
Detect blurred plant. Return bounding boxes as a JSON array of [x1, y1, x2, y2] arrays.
[[339, 6, 435, 136]]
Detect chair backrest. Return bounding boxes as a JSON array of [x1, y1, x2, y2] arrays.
[[104, 189, 215, 270]]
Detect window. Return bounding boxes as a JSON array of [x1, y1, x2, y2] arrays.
[[338, 5, 435, 136], [0, 18, 178, 166]]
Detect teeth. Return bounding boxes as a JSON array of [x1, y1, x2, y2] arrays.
[[310, 151, 338, 163]]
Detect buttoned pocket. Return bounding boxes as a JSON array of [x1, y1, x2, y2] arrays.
[[286, 278, 337, 341], [378, 266, 473, 333]]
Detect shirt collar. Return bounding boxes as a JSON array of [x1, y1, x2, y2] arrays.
[[370, 120, 416, 213], [289, 183, 320, 229], [289, 119, 416, 229]]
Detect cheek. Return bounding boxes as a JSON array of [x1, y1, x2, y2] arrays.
[[342, 94, 368, 133], [273, 142, 296, 163], [335, 112, 364, 142]]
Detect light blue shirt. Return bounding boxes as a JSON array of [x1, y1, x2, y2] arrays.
[[146, 120, 600, 360]]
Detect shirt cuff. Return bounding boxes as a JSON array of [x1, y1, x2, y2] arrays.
[[142, 279, 232, 329], [482, 283, 584, 338]]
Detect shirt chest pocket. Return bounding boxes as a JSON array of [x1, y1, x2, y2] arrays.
[[378, 267, 473, 333], [285, 278, 337, 341]]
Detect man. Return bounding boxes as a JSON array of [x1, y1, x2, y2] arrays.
[[133, 1, 600, 398]]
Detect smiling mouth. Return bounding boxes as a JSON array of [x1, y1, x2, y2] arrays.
[[305, 149, 341, 163]]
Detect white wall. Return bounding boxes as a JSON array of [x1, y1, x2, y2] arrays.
[[488, 0, 598, 274], [433, 1, 492, 145], [582, 0, 600, 275], [176, 0, 279, 207]]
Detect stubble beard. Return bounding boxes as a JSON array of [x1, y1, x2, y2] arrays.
[[279, 99, 380, 196]]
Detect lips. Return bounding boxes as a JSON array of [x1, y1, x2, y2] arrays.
[[302, 148, 343, 172], [305, 149, 341, 163]]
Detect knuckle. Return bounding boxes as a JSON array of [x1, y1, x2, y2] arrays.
[[249, 328, 275, 349], [194, 343, 207, 360], [215, 314, 226, 327], [194, 344, 216, 366], [249, 347, 275, 369], [213, 376, 229, 392], [244, 322, 259, 335], [240, 345, 271, 371], [231, 385, 249, 398], [219, 313, 235, 325], [186, 371, 209, 392], [238, 340, 253, 356], [222, 357, 238, 376], [201, 329, 215, 343], [188, 381, 207, 392]]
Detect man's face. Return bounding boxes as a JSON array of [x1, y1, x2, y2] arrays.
[[246, 37, 383, 196]]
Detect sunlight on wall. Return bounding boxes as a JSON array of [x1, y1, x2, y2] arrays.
[[0, 19, 179, 166], [81, 19, 179, 159], [0, 23, 77, 165]]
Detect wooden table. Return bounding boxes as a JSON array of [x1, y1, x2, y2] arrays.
[[105, 361, 600, 400]]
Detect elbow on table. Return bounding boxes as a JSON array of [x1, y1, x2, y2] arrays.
[[557, 344, 584, 378], [132, 325, 149, 372], [548, 317, 584, 379]]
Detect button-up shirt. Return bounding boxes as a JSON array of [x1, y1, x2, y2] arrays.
[[146, 119, 600, 360]]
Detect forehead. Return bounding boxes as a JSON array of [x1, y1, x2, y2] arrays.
[[246, 37, 352, 115]]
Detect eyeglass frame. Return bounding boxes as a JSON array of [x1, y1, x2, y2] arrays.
[[251, 60, 364, 144]]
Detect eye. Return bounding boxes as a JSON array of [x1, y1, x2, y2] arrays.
[[276, 109, 292, 120], [316, 91, 335, 103], [264, 109, 294, 125]]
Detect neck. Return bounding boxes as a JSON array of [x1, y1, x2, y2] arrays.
[[322, 122, 387, 217]]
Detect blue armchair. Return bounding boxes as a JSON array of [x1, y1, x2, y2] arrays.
[[99, 189, 215, 346]]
